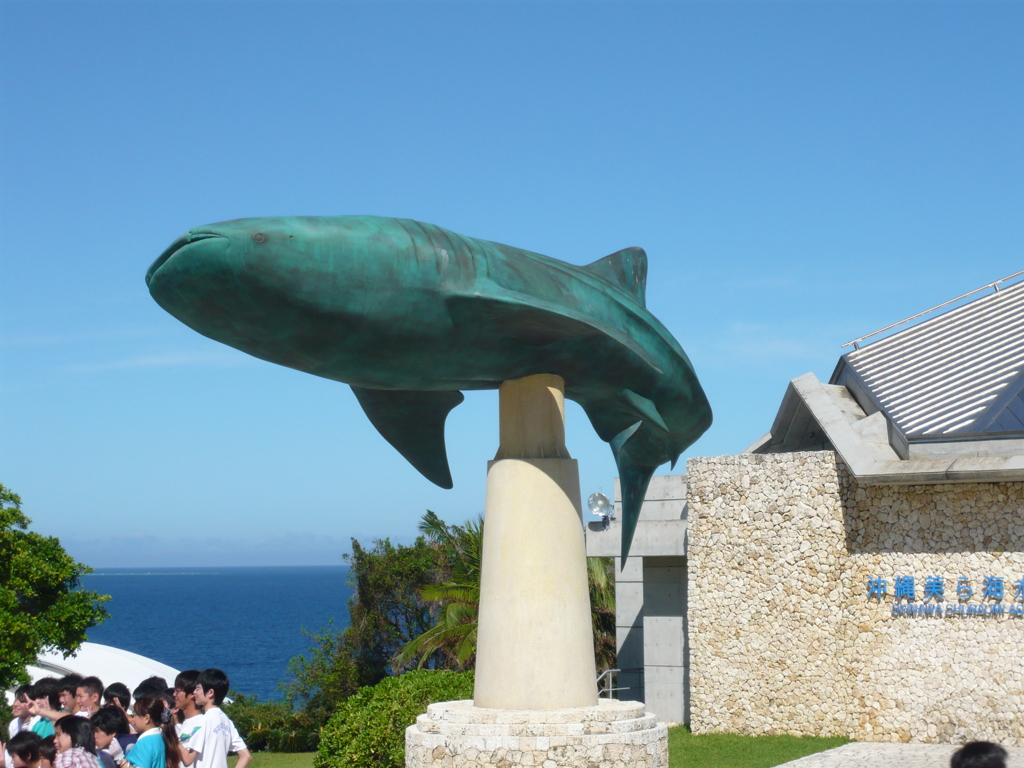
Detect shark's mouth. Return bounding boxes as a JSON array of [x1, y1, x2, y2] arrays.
[[146, 231, 226, 287]]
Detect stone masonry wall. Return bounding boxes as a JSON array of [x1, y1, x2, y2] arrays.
[[686, 452, 1024, 745]]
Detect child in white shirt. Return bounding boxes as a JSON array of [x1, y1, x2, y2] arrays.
[[177, 671, 249, 768], [6, 688, 39, 768]]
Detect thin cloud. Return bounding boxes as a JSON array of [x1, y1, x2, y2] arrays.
[[70, 350, 253, 372], [65, 531, 349, 568], [0, 333, 78, 347], [0, 327, 166, 348]]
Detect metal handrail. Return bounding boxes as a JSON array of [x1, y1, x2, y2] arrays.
[[842, 269, 1024, 350], [596, 668, 623, 699]]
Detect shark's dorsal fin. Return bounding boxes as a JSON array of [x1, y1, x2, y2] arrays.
[[584, 247, 648, 308], [351, 386, 464, 489]]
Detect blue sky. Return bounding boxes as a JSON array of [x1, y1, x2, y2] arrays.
[[1, 1, 1021, 567]]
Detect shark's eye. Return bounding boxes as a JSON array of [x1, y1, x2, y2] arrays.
[[253, 232, 267, 243]]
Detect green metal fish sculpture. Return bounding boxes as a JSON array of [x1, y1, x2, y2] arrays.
[[147, 216, 712, 557]]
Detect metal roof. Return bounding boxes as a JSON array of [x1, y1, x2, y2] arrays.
[[837, 278, 1024, 437]]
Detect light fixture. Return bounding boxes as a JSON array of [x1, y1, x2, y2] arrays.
[[588, 492, 615, 529]]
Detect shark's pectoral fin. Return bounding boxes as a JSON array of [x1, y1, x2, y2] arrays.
[[351, 386, 465, 489], [445, 293, 662, 375], [620, 388, 669, 433], [611, 422, 657, 561]]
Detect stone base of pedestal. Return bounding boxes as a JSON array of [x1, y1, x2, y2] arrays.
[[405, 699, 668, 768]]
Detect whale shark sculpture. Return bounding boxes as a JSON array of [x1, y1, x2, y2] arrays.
[[146, 216, 711, 556]]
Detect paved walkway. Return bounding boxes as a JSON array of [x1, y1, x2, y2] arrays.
[[776, 742, 1024, 768]]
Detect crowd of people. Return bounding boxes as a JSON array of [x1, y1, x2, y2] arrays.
[[4, 670, 1012, 768], [2, 670, 250, 768]]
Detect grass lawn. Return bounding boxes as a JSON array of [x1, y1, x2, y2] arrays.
[[228, 754, 315, 768], [669, 726, 850, 768], [226, 730, 848, 768]]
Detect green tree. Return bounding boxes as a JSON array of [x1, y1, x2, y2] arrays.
[[0, 484, 109, 692], [395, 511, 482, 670], [399, 512, 619, 675], [281, 624, 363, 727], [342, 537, 441, 678], [283, 511, 618, 727], [588, 556, 617, 673], [282, 535, 443, 723]]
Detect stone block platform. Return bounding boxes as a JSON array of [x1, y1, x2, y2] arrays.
[[405, 699, 668, 768]]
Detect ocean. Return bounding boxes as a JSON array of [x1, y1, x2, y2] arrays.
[[82, 566, 354, 701]]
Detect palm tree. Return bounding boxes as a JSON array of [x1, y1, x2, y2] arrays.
[[395, 511, 482, 671], [588, 556, 617, 673], [397, 512, 618, 673]]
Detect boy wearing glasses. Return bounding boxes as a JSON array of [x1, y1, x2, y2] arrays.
[[170, 672, 203, 754]]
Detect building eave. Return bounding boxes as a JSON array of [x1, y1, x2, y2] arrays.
[[755, 372, 1024, 485]]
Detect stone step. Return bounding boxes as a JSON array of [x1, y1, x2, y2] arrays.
[[423, 699, 648, 724], [406, 725, 669, 753], [406, 700, 670, 768], [414, 712, 660, 737]]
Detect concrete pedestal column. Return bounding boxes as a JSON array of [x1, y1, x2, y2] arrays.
[[474, 374, 599, 710], [408, 374, 669, 766]]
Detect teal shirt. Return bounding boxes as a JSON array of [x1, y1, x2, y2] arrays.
[[126, 732, 165, 768], [31, 719, 55, 738]]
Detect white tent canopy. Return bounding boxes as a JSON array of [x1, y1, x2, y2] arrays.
[[7, 642, 180, 703]]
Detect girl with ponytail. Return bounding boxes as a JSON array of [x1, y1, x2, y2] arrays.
[[124, 699, 177, 768]]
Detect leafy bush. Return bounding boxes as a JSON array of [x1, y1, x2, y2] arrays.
[[224, 693, 321, 752], [314, 670, 474, 768]]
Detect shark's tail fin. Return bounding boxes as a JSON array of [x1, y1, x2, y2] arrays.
[[610, 422, 658, 561]]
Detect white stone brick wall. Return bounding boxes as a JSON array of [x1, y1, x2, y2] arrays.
[[686, 451, 1024, 745]]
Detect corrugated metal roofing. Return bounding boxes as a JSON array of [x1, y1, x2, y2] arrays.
[[841, 279, 1024, 436]]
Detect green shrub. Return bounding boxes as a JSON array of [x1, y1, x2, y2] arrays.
[[224, 693, 321, 752], [314, 670, 474, 768]]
